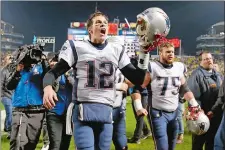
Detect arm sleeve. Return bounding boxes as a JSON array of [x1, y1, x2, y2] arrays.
[[120, 63, 146, 86], [43, 39, 78, 89], [133, 85, 145, 94], [211, 80, 224, 113], [41, 59, 50, 77], [118, 46, 131, 69], [43, 59, 71, 89], [58, 40, 77, 67]]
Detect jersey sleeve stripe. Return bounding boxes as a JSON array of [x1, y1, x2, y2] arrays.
[[73, 70, 78, 102], [68, 40, 78, 66], [148, 62, 152, 73], [183, 64, 187, 74], [119, 46, 125, 62]]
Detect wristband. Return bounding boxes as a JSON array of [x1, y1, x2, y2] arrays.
[[138, 51, 149, 70], [189, 98, 199, 107], [115, 83, 123, 90], [134, 99, 143, 112]]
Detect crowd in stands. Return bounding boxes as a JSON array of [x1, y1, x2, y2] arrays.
[[1, 51, 224, 76], [151, 55, 224, 77]]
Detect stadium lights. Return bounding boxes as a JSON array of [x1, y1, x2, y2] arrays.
[[120, 23, 136, 29], [70, 21, 137, 30], [71, 22, 87, 28]]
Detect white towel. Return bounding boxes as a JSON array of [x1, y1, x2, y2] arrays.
[[66, 102, 74, 135]]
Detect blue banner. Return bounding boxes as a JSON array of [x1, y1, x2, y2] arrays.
[[118, 29, 136, 36], [68, 28, 88, 35], [32, 35, 37, 44]]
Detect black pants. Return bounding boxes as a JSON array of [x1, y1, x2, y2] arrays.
[[131, 95, 151, 139], [42, 114, 50, 145], [10, 111, 45, 150], [192, 115, 222, 150], [46, 111, 72, 150]]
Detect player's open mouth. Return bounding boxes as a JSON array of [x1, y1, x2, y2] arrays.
[[100, 28, 106, 35]]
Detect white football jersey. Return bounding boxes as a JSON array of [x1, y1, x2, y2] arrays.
[[149, 61, 186, 112], [59, 40, 130, 106], [113, 69, 125, 108]]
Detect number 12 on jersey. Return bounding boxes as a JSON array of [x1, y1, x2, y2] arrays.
[[85, 61, 114, 89]]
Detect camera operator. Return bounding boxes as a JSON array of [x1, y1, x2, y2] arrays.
[[6, 44, 49, 150]]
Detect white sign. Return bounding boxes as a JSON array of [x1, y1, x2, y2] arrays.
[[37, 37, 55, 44]]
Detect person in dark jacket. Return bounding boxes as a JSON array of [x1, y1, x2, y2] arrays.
[[46, 53, 73, 150], [1, 54, 13, 138], [6, 52, 49, 150], [207, 80, 224, 150], [128, 57, 151, 144], [188, 51, 223, 150]]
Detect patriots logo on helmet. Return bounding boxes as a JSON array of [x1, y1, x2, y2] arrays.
[[198, 122, 206, 135], [199, 122, 206, 131], [164, 17, 171, 34], [156, 10, 170, 35]]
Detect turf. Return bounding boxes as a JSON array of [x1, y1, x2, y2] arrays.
[[1, 97, 192, 150]]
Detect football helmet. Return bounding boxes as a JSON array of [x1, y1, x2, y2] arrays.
[[186, 107, 210, 135], [136, 7, 170, 51]]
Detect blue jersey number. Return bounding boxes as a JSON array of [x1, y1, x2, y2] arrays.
[[157, 77, 180, 96], [85, 61, 114, 89]]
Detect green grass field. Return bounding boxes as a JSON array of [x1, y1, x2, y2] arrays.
[[1, 98, 192, 150]]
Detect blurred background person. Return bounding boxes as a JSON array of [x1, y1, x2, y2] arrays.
[[1, 54, 13, 139], [176, 98, 185, 144], [128, 56, 151, 144], [112, 69, 128, 150], [188, 51, 223, 150], [46, 53, 73, 150], [6, 44, 48, 150], [207, 80, 224, 150]]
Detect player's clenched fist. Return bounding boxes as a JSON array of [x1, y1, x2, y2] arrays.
[[136, 108, 148, 116], [43, 85, 58, 109]]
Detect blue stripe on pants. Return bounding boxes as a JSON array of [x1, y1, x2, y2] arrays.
[[148, 108, 178, 150]]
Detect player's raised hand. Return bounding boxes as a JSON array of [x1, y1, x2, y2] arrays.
[[43, 85, 58, 109], [136, 108, 148, 116]]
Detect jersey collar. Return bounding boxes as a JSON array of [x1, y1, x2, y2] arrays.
[[88, 40, 108, 50], [157, 60, 173, 69]]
